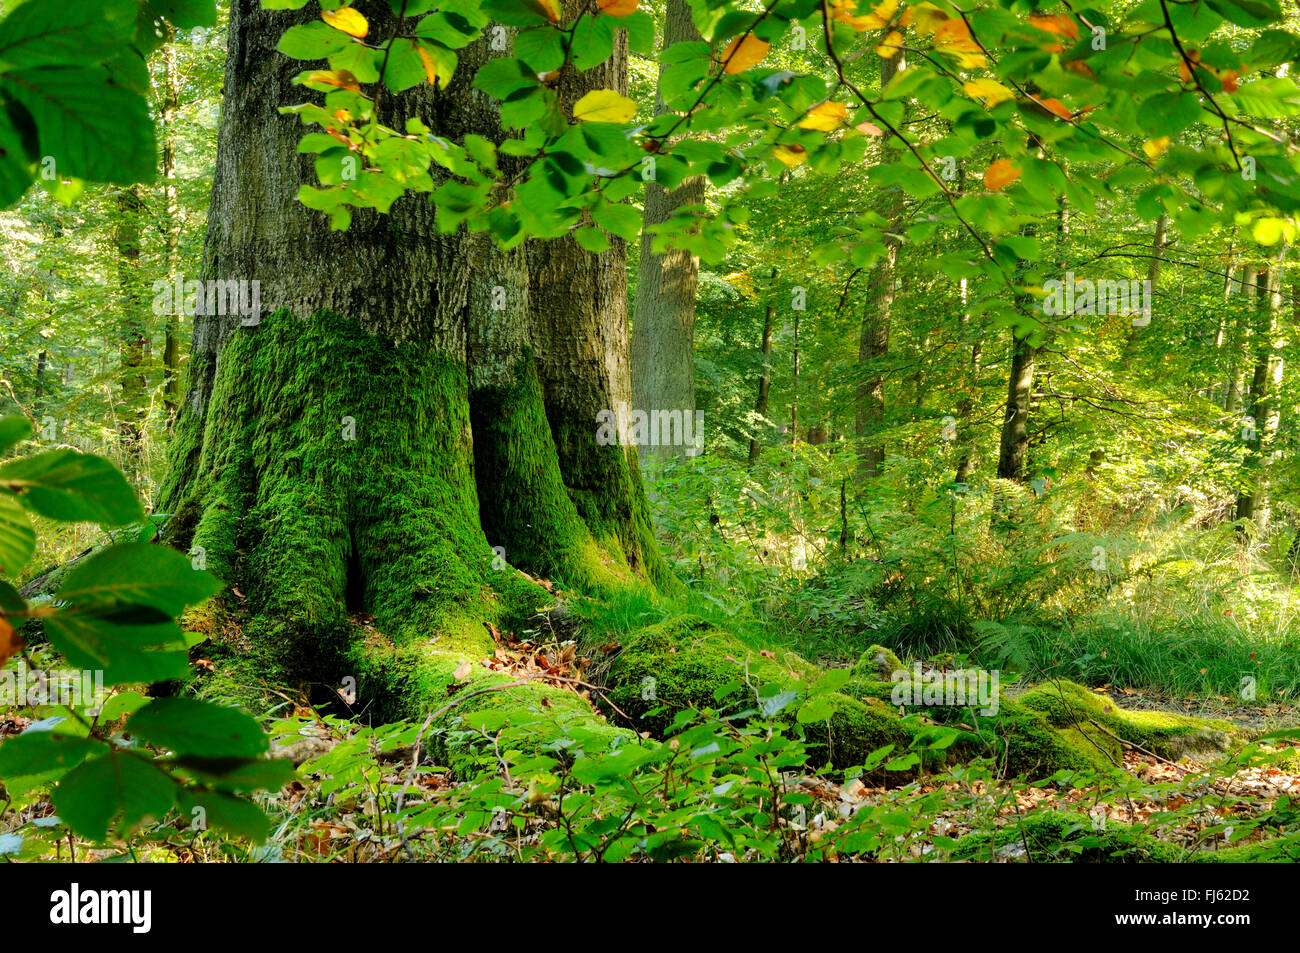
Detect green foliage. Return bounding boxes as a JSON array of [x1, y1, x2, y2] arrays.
[[0, 0, 218, 207], [0, 414, 283, 851]]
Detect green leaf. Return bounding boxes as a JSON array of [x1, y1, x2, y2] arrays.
[[0, 0, 136, 69], [0, 731, 104, 780], [127, 698, 268, 759], [0, 449, 143, 525], [0, 494, 35, 577], [592, 200, 641, 241], [0, 416, 31, 455], [1206, 0, 1281, 28], [0, 107, 30, 209], [277, 21, 354, 59], [44, 610, 191, 685], [171, 755, 297, 793], [52, 749, 178, 841], [55, 542, 219, 617], [574, 225, 610, 253], [0, 67, 155, 185], [178, 789, 270, 841]]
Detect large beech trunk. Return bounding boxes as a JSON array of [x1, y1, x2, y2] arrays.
[[160, 1, 668, 727]]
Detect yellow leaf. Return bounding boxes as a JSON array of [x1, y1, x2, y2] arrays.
[[828, 0, 885, 31], [963, 78, 1014, 107], [984, 158, 1020, 191], [903, 1, 950, 34], [773, 144, 808, 166], [871, 0, 900, 20], [321, 6, 368, 38], [573, 89, 638, 123], [306, 69, 361, 91], [1143, 136, 1170, 159], [798, 101, 848, 130], [598, 0, 640, 15], [722, 34, 769, 74], [876, 30, 903, 58]]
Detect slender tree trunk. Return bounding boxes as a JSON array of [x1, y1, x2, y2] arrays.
[[1235, 255, 1286, 530], [161, 24, 182, 431], [114, 185, 148, 481], [854, 45, 904, 481], [748, 276, 776, 466], [630, 0, 705, 472]]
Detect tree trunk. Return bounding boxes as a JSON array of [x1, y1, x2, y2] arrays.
[[1235, 256, 1286, 530], [854, 44, 904, 481], [748, 279, 776, 466], [159, 1, 667, 731], [630, 0, 705, 472], [524, 5, 671, 589], [113, 185, 148, 482], [160, 24, 182, 431]]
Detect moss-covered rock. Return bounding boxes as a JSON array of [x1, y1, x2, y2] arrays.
[[1015, 681, 1236, 761], [850, 645, 904, 681], [800, 693, 911, 770]]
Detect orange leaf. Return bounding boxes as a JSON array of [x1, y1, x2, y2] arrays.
[[722, 34, 769, 74], [1038, 96, 1072, 120], [527, 0, 563, 21], [0, 617, 22, 669], [1027, 13, 1078, 51], [306, 69, 361, 91], [855, 120, 885, 136], [984, 158, 1020, 190], [321, 6, 368, 38], [598, 0, 640, 15]]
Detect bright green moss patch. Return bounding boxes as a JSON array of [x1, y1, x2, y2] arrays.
[[1015, 680, 1236, 760]]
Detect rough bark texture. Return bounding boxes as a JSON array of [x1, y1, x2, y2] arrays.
[[630, 0, 706, 471], [747, 283, 775, 466], [161, 25, 182, 430], [525, 6, 672, 589], [113, 184, 148, 481], [160, 1, 668, 746]]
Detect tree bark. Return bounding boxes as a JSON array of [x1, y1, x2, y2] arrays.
[[160, 1, 671, 725], [630, 0, 706, 472], [854, 44, 904, 481], [160, 24, 182, 431], [747, 277, 776, 466], [1235, 255, 1286, 530], [113, 184, 148, 482]]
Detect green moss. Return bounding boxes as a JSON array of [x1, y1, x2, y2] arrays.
[[1016, 681, 1235, 760], [470, 359, 631, 594], [997, 705, 1124, 777], [603, 615, 816, 735], [158, 311, 632, 763], [850, 644, 904, 681], [800, 692, 910, 770], [950, 810, 1185, 862]]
